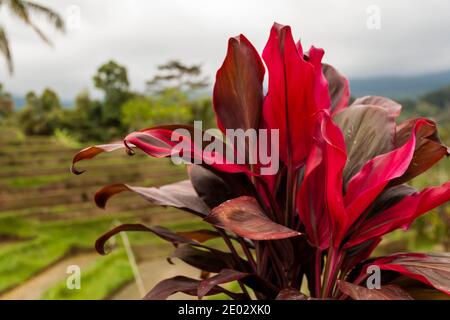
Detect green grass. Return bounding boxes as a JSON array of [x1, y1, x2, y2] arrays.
[[42, 249, 134, 300], [2, 174, 70, 188], [0, 214, 204, 293]]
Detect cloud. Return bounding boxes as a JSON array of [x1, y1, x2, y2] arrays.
[[1, 0, 450, 100]]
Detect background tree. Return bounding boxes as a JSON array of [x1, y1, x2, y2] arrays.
[[146, 60, 209, 94], [61, 89, 105, 142], [19, 88, 62, 135], [144, 60, 215, 128], [0, 83, 14, 119], [0, 0, 65, 73], [93, 60, 132, 130]]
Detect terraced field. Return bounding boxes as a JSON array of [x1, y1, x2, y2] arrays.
[[0, 135, 201, 299]]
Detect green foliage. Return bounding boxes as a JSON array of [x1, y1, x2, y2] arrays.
[[93, 60, 133, 129], [121, 90, 192, 130], [0, 83, 14, 120], [18, 88, 63, 135]]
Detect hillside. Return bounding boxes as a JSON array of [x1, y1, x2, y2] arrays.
[[349, 70, 450, 99]]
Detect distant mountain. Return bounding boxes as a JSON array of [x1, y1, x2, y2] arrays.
[[349, 70, 450, 99], [10, 69, 450, 108], [13, 96, 73, 109]]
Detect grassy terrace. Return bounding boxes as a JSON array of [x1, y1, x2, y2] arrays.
[[0, 135, 202, 299]]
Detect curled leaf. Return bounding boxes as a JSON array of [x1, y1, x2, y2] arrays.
[[95, 224, 198, 255], [95, 180, 210, 217], [71, 142, 132, 175]]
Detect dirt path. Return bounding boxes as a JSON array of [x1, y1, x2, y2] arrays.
[[0, 252, 98, 300], [110, 259, 199, 300]]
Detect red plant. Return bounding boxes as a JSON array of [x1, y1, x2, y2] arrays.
[[72, 23, 450, 300]]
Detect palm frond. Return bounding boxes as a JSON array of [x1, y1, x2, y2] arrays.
[[22, 1, 65, 32], [0, 25, 13, 74]]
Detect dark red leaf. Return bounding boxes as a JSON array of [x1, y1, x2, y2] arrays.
[[176, 230, 220, 243], [94, 180, 210, 217], [391, 118, 450, 185], [143, 276, 246, 300], [322, 63, 350, 115], [213, 34, 265, 132], [197, 269, 249, 299], [276, 288, 309, 300], [338, 280, 413, 300], [71, 142, 133, 175], [95, 224, 198, 255], [205, 196, 301, 240], [370, 253, 450, 295], [169, 245, 240, 274], [187, 165, 252, 209], [351, 96, 402, 117], [346, 182, 450, 247]]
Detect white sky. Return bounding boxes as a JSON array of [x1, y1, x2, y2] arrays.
[[1, 0, 450, 100]]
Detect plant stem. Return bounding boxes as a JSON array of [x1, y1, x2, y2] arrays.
[[238, 237, 257, 273], [314, 249, 322, 297], [216, 228, 251, 299], [321, 247, 342, 298]]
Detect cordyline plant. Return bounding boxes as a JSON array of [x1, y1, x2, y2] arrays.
[[72, 23, 450, 300]]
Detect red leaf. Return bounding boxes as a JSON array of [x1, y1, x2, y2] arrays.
[[343, 119, 430, 229], [391, 118, 450, 185], [205, 196, 301, 240], [262, 23, 327, 168], [125, 125, 250, 175], [213, 34, 265, 132], [299, 111, 347, 247], [369, 253, 450, 296], [346, 182, 450, 247]]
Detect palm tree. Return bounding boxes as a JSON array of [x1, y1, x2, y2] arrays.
[[0, 0, 65, 73]]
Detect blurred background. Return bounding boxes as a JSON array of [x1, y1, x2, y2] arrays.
[[0, 0, 449, 299]]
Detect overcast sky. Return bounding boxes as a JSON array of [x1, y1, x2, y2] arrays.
[[1, 0, 450, 100]]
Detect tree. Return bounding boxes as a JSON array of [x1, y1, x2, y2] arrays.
[[19, 88, 62, 135], [144, 60, 214, 128], [93, 60, 132, 128], [146, 60, 209, 94], [0, 83, 14, 119], [0, 0, 64, 73]]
